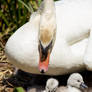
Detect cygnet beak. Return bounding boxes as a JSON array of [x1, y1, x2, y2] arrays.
[[80, 82, 88, 89]]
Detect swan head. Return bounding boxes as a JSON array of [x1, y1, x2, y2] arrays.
[[38, 24, 56, 73], [45, 78, 59, 92], [67, 73, 88, 90], [38, 0, 56, 73]]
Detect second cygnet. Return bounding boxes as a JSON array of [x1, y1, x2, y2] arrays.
[[43, 78, 59, 92]]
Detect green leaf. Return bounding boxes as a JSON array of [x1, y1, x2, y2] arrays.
[[13, 87, 25, 92]]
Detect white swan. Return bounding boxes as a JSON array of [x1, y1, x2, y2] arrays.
[[5, 0, 92, 75]]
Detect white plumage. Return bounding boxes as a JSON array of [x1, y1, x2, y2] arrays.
[[5, 0, 92, 75]]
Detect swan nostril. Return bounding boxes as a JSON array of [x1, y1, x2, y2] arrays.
[[40, 69, 45, 73]]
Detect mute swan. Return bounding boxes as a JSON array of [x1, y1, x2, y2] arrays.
[[5, 0, 92, 75], [56, 73, 88, 92], [43, 78, 59, 92]]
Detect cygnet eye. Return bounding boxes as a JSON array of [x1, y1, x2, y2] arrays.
[[77, 80, 80, 82], [47, 86, 49, 89], [52, 87, 57, 92]]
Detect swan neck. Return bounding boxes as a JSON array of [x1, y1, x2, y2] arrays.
[[39, 0, 56, 47], [43, 0, 55, 12]]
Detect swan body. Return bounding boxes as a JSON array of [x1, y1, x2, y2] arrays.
[[5, 0, 92, 75]]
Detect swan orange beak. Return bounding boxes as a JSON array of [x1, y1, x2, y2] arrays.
[[39, 52, 50, 73]]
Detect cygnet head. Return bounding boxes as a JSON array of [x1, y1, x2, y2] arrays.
[[45, 78, 59, 92], [67, 73, 88, 90]]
